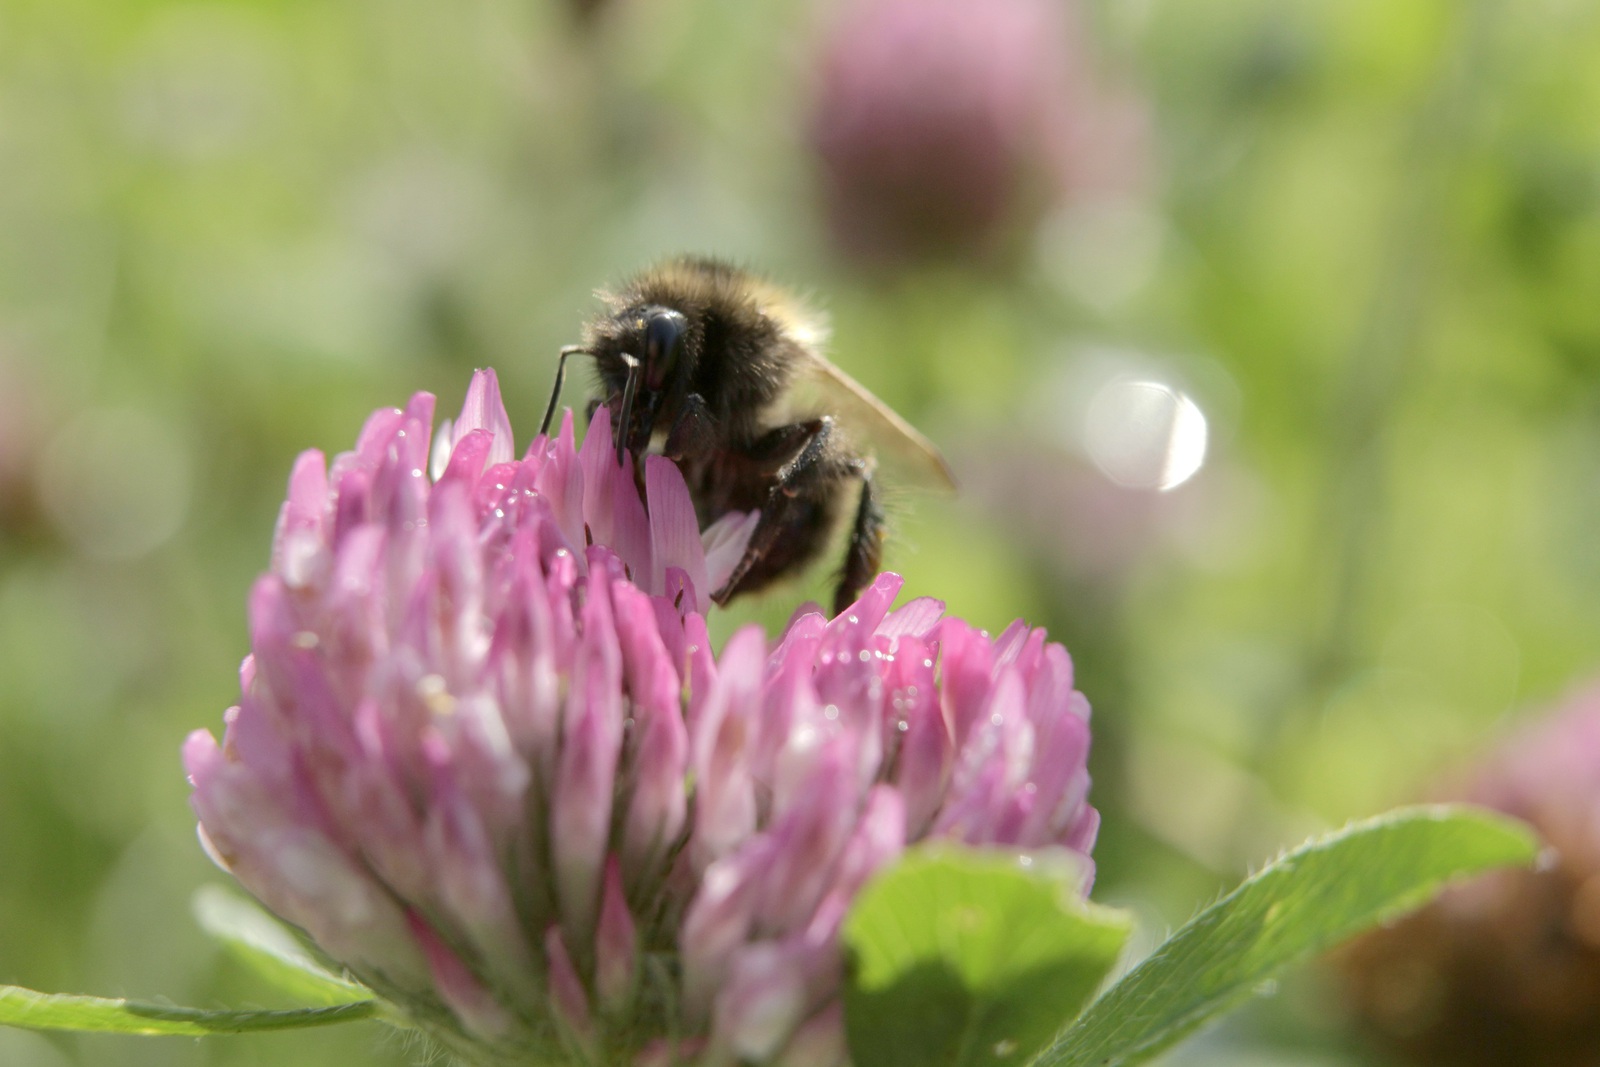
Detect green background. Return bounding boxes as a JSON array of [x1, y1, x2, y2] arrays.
[[2, 0, 1598, 1063]]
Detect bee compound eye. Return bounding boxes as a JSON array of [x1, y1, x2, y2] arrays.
[[643, 309, 688, 389]]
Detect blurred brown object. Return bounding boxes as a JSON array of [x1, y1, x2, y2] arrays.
[[1338, 687, 1600, 1067], [0, 355, 47, 538]]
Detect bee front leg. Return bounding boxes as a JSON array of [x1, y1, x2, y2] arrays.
[[664, 393, 717, 460]]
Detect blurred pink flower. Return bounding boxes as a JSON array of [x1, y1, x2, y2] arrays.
[[808, 0, 1147, 267], [1339, 683, 1600, 1067], [185, 369, 1098, 1066], [566, 0, 611, 26]]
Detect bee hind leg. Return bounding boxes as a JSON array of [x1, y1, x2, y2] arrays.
[[833, 464, 886, 617]]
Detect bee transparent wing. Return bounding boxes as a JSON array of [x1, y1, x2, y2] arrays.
[[791, 353, 957, 492]]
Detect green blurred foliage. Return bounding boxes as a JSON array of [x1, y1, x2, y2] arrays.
[[2, 0, 1600, 1063]]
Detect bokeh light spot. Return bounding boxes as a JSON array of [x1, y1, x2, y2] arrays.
[[1083, 379, 1209, 491]]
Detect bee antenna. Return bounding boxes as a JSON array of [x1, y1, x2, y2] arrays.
[[616, 352, 641, 466], [540, 345, 593, 437]]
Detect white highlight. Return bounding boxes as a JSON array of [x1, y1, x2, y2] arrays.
[[1083, 379, 1209, 491]]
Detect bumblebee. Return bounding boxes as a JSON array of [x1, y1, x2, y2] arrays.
[[542, 257, 953, 615]]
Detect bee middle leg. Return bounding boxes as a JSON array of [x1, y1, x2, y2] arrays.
[[713, 418, 883, 614], [712, 418, 834, 602]]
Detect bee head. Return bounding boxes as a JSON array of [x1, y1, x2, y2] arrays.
[[641, 307, 689, 391], [588, 305, 693, 463]]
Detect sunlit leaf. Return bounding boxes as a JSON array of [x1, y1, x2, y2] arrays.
[[193, 885, 371, 1006], [0, 985, 377, 1036], [844, 846, 1132, 1067], [1038, 805, 1539, 1067]]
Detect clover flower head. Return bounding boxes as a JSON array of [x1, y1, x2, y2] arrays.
[[808, 0, 1142, 267], [185, 368, 1098, 1066]]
